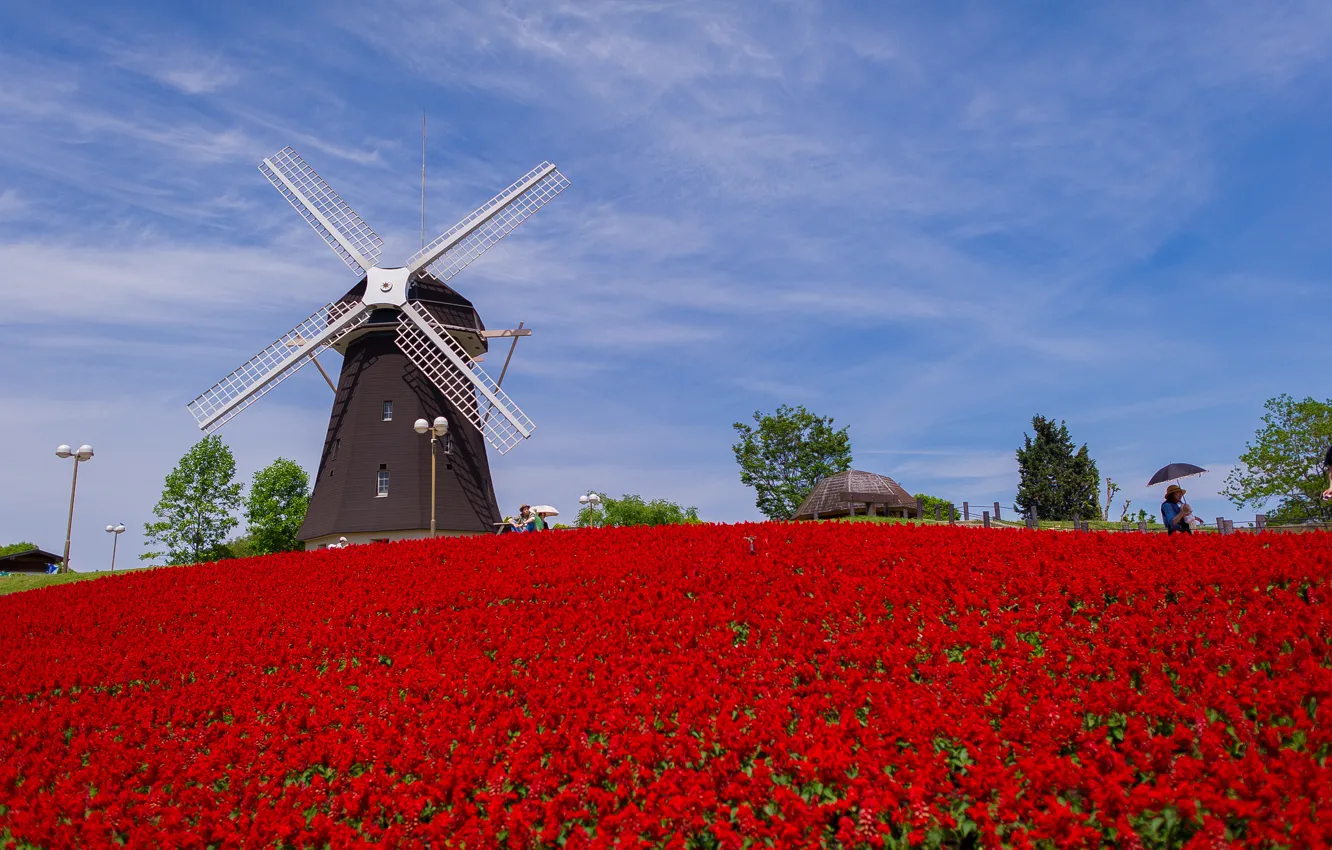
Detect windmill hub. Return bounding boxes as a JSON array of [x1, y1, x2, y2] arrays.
[[365, 266, 410, 308]]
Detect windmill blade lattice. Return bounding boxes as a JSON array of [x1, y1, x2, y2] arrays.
[[260, 147, 385, 274], [396, 301, 534, 454], [188, 301, 371, 433], [406, 162, 569, 282]]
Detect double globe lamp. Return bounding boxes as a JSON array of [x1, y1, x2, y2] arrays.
[[579, 491, 602, 527], [55, 444, 94, 574], [105, 523, 126, 571], [413, 416, 449, 536]]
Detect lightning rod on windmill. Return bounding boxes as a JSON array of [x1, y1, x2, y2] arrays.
[[421, 113, 426, 251]]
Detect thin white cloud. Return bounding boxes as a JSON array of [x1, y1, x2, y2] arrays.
[[112, 47, 241, 94], [0, 188, 24, 219]]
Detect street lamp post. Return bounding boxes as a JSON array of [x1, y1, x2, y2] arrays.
[[579, 491, 601, 527], [105, 524, 126, 571], [414, 416, 449, 536], [55, 444, 93, 574]]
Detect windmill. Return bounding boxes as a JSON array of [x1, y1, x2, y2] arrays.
[[187, 146, 569, 545]]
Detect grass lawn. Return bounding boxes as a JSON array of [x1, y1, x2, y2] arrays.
[[0, 570, 118, 597]]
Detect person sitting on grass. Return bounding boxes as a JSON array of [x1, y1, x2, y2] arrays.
[[515, 505, 545, 533], [1161, 484, 1193, 534]]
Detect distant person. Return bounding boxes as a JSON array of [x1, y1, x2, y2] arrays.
[[1323, 443, 1332, 501], [1161, 484, 1193, 534], [516, 504, 544, 532]]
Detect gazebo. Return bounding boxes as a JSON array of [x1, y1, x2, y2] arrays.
[[792, 470, 917, 520]]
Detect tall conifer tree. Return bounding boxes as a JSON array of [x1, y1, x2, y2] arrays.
[[1014, 416, 1100, 521]]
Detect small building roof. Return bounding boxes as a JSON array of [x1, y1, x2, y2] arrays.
[[792, 470, 915, 520], [0, 548, 62, 574]]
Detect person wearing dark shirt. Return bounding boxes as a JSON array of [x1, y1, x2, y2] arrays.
[[1161, 484, 1193, 534]]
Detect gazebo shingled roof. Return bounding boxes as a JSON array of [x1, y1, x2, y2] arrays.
[[792, 470, 915, 520]]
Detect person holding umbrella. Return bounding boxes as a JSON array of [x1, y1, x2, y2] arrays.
[[1161, 484, 1193, 534]]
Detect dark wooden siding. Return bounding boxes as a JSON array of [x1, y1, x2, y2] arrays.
[[298, 331, 501, 541]]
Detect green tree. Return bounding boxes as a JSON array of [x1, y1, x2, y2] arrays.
[[0, 542, 38, 557], [913, 493, 951, 520], [1014, 416, 1100, 521], [1221, 394, 1332, 524], [577, 494, 700, 528], [245, 458, 310, 555], [223, 535, 258, 559], [732, 404, 853, 520], [142, 435, 243, 565]]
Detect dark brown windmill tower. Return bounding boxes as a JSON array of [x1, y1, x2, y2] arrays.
[[187, 147, 568, 545]]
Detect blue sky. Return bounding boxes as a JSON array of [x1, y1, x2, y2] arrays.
[[3, 2, 1330, 567]]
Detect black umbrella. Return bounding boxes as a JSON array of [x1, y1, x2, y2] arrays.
[[1147, 463, 1208, 486]]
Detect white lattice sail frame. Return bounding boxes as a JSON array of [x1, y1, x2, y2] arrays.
[[260, 147, 385, 274], [396, 301, 534, 454], [188, 301, 370, 433], [406, 162, 570, 282]]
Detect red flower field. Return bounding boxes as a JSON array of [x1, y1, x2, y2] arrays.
[[1, 523, 1329, 848]]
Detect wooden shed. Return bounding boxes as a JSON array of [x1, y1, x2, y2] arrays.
[[792, 470, 917, 520], [0, 548, 61, 574]]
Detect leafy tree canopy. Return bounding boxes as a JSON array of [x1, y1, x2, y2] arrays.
[[913, 494, 952, 520], [1014, 416, 1100, 521], [245, 458, 310, 555], [1221, 394, 1332, 524], [142, 435, 242, 566], [577, 494, 701, 528], [732, 404, 853, 520], [223, 535, 258, 560], [0, 542, 38, 557]]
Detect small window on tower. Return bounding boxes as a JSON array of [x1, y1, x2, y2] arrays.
[[381, 401, 393, 421], [377, 467, 389, 497]]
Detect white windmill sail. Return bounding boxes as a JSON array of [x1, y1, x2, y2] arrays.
[[396, 301, 534, 454], [260, 147, 385, 274], [406, 162, 569, 282], [188, 144, 567, 453], [188, 301, 372, 433]]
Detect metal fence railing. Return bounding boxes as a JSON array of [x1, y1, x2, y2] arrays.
[[880, 498, 1331, 534]]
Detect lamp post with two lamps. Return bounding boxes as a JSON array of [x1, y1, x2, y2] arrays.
[[578, 491, 601, 527], [105, 523, 126, 571], [55, 444, 93, 573], [413, 416, 449, 536]]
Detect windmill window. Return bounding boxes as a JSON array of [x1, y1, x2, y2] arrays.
[[381, 401, 393, 421], [377, 467, 389, 497]]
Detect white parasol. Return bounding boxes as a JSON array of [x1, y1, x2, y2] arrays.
[[531, 505, 559, 517]]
